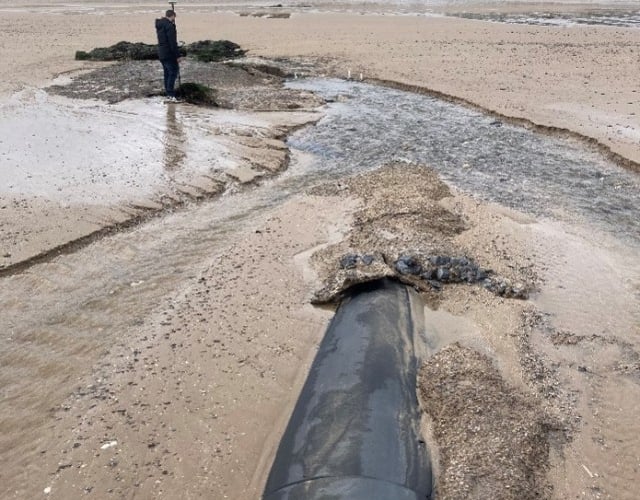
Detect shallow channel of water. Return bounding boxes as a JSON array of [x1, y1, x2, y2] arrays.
[[286, 79, 640, 248]]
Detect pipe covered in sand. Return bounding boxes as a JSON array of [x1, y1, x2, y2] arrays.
[[263, 279, 432, 499]]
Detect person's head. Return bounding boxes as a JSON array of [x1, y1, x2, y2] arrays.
[[165, 9, 176, 20]]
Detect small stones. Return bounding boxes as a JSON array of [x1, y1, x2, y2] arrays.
[[429, 255, 451, 266], [56, 462, 72, 472], [427, 280, 443, 290], [337, 252, 530, 300], [339, 253, 376, 269], [339, 254, 359, 269], [395, 255, 422, 275], [100, 440, 118, 450], [436, 267, 450, 281], [483, 278, 530, 299], [360, 254, 375, 265], [422, 254, 490, 287]]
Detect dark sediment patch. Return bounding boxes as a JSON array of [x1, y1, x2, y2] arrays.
[[48, 57, 324, 109], [59, 40, 322, 108], [186, 40, 247, 62], [239, 10, 291, 19], [419, 343, 556, 499]]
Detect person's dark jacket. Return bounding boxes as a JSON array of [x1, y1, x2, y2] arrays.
[[155, 17, 180, 61]]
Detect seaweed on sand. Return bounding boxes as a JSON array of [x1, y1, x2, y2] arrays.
[[75, 40, 245, 62], [76, 41, 160, 61], [187, 40, 247, 62], [176, 82, 218, 106]]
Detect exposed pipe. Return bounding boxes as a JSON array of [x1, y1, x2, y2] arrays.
[[263, 279, 432, 499]]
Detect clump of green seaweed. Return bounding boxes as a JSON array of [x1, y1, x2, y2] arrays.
[[75, 40, 245, 62], [176, 82, 218, 106], [75, 41, 159, 61], [186, 40, 246, 62]]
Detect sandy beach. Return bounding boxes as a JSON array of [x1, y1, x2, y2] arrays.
[[1, 1, 639, 499]]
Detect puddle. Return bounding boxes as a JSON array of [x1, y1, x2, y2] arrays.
[[0, 89, 309, 203]]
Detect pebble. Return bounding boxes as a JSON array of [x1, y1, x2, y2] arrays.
[[335, 252, 529, 299], [361, 254, 375, 265], [100, 440, 118, 450], [339, 254, 359, 269], [339, 253, 376, 269], [395, 255, 422, 275]]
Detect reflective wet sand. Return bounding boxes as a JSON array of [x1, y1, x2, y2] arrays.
[[0, 88, 319, 268]]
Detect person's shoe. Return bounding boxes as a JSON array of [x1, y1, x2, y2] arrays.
[[165, 96, 183, 103]]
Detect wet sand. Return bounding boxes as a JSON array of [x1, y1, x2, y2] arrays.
[[2, 1, 640, 499]]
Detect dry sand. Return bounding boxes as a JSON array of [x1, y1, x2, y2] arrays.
[[1, 2, 640, 499]]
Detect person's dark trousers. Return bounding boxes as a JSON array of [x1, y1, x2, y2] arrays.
[[160, 59, 179, 97]]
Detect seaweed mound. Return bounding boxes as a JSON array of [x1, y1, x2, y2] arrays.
[[76, 41, 159, 61], [75, 40, 245, 62], [177, 82, 218, 106], [188, 40, 246, 62]]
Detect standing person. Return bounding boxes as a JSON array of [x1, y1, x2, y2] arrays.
[[155, 10, 182, 102]]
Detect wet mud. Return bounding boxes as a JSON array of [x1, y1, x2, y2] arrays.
[[48, 57, 322, 109]]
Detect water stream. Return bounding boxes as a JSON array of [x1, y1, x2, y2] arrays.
[[286, 79, 640, 247], [1, 77, 639, 470]]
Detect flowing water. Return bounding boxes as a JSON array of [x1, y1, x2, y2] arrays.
[[1, 78, 639, 487], [286, 79, 640, 247]]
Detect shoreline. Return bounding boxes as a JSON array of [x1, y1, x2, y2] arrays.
[[4, 8, 640, 156]]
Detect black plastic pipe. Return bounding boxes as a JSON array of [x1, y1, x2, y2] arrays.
[[263, 279, 432, 499]]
